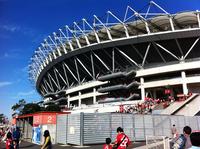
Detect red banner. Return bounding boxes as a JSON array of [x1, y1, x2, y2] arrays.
[[33, 114, 56, 125], [164, 89, 171, 94], [42, 115, 56, 124]]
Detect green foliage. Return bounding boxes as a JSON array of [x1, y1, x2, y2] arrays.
[[45, 103, 60, 112], [22, 103, 41, 114], [0, 113, 6, 124], [11, 99, 26, 114]]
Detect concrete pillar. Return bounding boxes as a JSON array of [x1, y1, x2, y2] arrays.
[[140, 77, 145, 101], [93, 88, 96, 104], [78, 92, 81, 107], [67, 95, 70, 108], [181, 71, 188, 95]]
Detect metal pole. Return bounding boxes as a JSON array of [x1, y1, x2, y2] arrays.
[[80, 112, 84, 146]]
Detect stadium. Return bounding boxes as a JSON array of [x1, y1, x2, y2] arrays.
[[29, 1, 200, 115]]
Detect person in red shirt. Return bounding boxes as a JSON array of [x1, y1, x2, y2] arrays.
[[103, 138, 112, 149], [114, 127, 131, 149], [6, 132, 14, 149]]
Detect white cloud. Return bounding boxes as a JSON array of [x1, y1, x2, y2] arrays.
[[0, 81, 13, 87], [0, 24, 21, 32], [0, 24, 37, 37], [0, 52, 20, 60], [17, 90, 35, 96]]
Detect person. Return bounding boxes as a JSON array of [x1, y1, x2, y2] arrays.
[[6, 132, 14, 149], [0, 128, 5, 140], [12, 127, 21, 149], [41, 130, 52, 149], [113, 127, 131, 149], [172, 126, 192, 149], [189, 132, 200, 148], [103, 138, 112, 149], [171, 124, 178, 138]]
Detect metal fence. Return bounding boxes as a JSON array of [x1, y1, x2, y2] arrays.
[[56, 113, 200, 145], [146, 136, 170, 149], [16, 118, 32, 142]]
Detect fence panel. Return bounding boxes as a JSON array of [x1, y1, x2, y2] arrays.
[[144, 115, 154, 137], [84, 113, 111, 144], [56, 114, 68, 144], [134, 115, 145, 140], [111, 113, 123, 141], [122, 114, 134, 141], [67, 113, 81, 145], [161, 115, 171, 137], [153, 115, 163, 136]]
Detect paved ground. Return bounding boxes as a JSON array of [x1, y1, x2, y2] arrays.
[[0, 141, 146, 149]]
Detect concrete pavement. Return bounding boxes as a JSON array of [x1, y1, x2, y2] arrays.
[[0, 141, 146, 149]]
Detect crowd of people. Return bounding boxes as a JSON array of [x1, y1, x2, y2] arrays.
[[0, 126, 21, 149], [116, 96, 175, 114], [0, 126, 52, 149]]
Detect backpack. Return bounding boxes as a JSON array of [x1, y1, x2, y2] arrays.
[[172, 134, 186, 149]]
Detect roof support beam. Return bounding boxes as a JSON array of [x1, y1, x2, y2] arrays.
[[73, 22, 90, 45], [53, 68, 61, 90], [175, 39, 184, 56], [94, 15, 113, 40], [184, 37, 200, 59], [130, 45, 145, 62], [93, 52, 111, 72], [63, 62, 78, 82], [74, 58, 80, 84], [59, 29, 74, 51], [44, 78, 54, 92], [126, 6, 150, 34], [48, 36, 61, 56], [90, 53, 95, 79], [82, 19, 100, 43], [55, 68, 68, 86], [142, 43, 151, 67], [153, 42, 166, 63], [107, 11, 129, 37], [53, 32, 67, 54], [66, 25, 82, 48], [155, 42, 179, 60], [48, 73, 59, 90], [44, 39, 57, 59], [62, 63, 70, 88], [116, 47, 140, 68], [76, 57, 93, 79], [41, 84, 48, 94]]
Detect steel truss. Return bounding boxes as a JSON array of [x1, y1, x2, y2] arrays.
[[28, 1, 200, 94]]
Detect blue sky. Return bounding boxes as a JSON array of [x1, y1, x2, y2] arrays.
[[0, 0, 200, 117]]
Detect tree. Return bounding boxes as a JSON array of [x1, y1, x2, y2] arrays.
[[22, 103, 41, 114], [0, 113, 7, 124], [12, 99, 26, 114]]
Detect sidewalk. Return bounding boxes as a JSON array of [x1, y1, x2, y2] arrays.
[[0, 141, 146, 149]]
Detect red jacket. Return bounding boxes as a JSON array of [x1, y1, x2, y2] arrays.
[[114, 133, 131, 149], [6, 138, 13, 149]]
